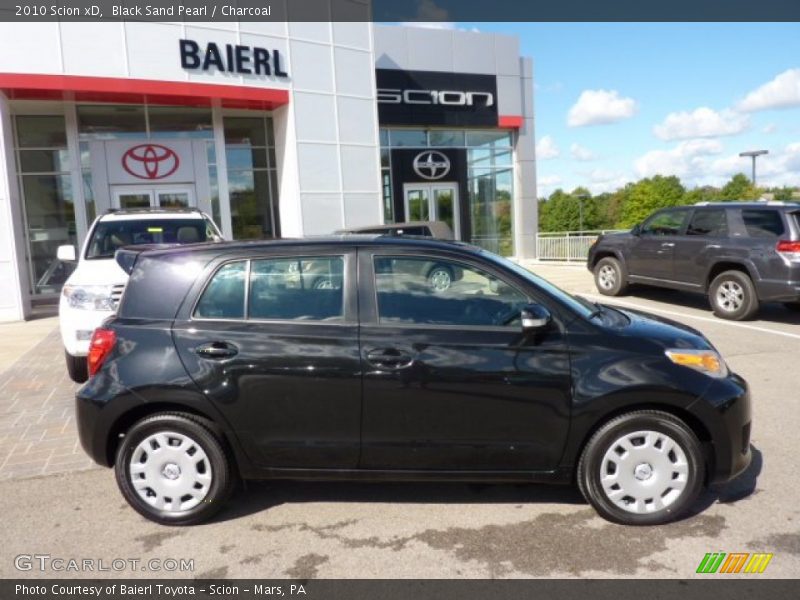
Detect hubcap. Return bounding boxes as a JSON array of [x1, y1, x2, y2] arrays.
[[598, 265, 617, 289], [599, 430, 689, 514], [716, 280, 744, 312], [129, 431, 212, 513], [429, 269, 452, 292]]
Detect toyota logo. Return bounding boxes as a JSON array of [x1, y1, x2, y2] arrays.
[[122, 144, 180, 180], [413, 151, 451, 180]]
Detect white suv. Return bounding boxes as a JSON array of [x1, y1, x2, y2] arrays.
[[58, 208, 223, 382]]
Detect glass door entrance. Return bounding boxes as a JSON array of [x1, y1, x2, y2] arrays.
[[112, 185, 196, 210], [403, 183, 460, 238]]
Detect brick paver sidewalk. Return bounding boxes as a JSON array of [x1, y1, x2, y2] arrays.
[[0, 329, 96, 480]]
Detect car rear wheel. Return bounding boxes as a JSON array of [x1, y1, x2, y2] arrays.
[[593, 257, 628, 296], [709, 270, 759, 320], [427, 265, 453, 293], [65, 350, 88, 383], [115, 413, 235, 525], [577, 410, 704, 525]]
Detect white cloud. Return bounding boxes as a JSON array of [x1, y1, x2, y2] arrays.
[[738, 68, 800, 112], [536, 135, 560, 159], [762, 123, 777, 134], [570, 143, 596, 161], [635, 139, 724, 180], [567, 89, 638, 127], [584, 169, 631, 194], [537, 175, 562, 196], [653, 107, 749, 141]]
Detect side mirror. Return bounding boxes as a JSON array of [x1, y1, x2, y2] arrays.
[[57, 244, 76, 262], [631, 223, 641, 236], [521, 304, 551, 332]]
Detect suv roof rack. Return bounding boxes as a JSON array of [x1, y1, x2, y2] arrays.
[[105, 207, 203, 215], [694, 200, 800, 207]]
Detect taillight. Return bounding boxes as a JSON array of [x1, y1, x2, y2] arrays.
[[776, 240, 800, 262], [87, 328, 116, 377]]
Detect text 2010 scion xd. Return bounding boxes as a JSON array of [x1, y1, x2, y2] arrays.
[[76, 237, 751, 526]]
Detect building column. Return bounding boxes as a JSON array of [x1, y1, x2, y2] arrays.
[[0, 92, 31, 321], [513, 57, 538, 259]]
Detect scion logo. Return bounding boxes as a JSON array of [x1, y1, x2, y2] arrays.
[[122, 144, 180, 180], [696, 552, 773, 574], [413, 151, 451, 180], [378, 88, 494, 107]]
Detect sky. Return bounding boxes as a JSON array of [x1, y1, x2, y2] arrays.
[[411, 22, 800, 197]]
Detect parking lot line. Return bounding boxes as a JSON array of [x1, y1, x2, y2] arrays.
[[584, 293, 800, 341]]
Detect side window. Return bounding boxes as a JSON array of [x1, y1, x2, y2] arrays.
[[194, 261, 246, 319], [249, 256, 344, 321], [687, 210, 727, 237], [374, 256, 529, 327], [641, 210, 689, 236], [742, 210, 784, 237]]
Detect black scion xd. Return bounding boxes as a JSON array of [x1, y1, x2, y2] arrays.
[[76, 237, 751, 526]]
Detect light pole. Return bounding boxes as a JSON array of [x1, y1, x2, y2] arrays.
[[739, 150, 768, 186], [576, 193, 590, 232]]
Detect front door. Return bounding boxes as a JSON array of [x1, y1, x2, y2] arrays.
[[112, 185, 196, 210], [403, 183, 460, 238], [357, 249, 572, 471]]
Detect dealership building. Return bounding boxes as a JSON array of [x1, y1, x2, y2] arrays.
[[0, 20, 537, 321]]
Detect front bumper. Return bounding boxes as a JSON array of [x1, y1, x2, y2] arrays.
[[693, 371, 752, 484]]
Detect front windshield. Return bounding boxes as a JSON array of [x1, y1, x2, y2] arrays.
[[86, 218, 215, 259], [485, 252, 597, 319]]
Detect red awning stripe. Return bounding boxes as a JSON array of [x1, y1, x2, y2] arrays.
[[498, 115, 523, 128], [0, 73, 290, 110]]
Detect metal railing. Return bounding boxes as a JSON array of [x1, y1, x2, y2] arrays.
[[536, 230, 626, 262]]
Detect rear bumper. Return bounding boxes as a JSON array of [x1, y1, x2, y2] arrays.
[[754, 278, 800, 302]]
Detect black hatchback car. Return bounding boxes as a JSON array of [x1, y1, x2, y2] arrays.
[[77, 237, 751, 526], [588, 201, 800, 320]]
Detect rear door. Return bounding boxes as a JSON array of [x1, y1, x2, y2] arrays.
[[673, 208, 728, 286], [172, 249, 362, 469], [627, 208, 690, 281], [357, 248, 572, 472]]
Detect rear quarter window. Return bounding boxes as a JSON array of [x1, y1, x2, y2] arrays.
[[741, 209, 784, 238]]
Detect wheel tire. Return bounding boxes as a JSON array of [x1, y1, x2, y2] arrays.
[[783, 302, 800, 312], [427, 265, 453, 293], [115, 413, 236, 525], [577, 410, 705, 526], [65, 351, 88, 383], [709, 270, 759, 320], [593, 257, 628, 296]]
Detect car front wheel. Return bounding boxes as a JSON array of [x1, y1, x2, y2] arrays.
[[115, 413, 235, 525], [65, 350, 88, 383], [593, 257, 628, 296], [427, 265, 453, 292], [577, 410, 705, 525], [709, 270, 759, 320]]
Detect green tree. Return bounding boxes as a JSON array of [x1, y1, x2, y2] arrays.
[[720, 173, 760, 200], [618, 175, 685, 227], [772, 186, 796, 201]]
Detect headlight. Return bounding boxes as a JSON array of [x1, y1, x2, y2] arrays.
[[665, 348, 728, 379], [62, 285, 115, 311]]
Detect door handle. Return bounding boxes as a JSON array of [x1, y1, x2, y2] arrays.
[[195, 342, 238, 359], [365, 348, 414, 369], [661, 242, 675, 247], [706, 244, 721, 249]]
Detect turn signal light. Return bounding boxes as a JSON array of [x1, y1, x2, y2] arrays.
[[87, 329, 116, 377], [665, 349, 728, 379]]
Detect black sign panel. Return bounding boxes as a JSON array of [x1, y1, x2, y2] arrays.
[[377, 69, 498, 127], [390, 148, 470, 236]]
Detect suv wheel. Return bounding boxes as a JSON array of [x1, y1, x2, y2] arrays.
[[65, 351, 88, 383], [593, 257, 628, 296], [709, 270, 759, 320], [427, 265, 453, 293], [577, 410, 704, 525], [115, 413, 235, 525]]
